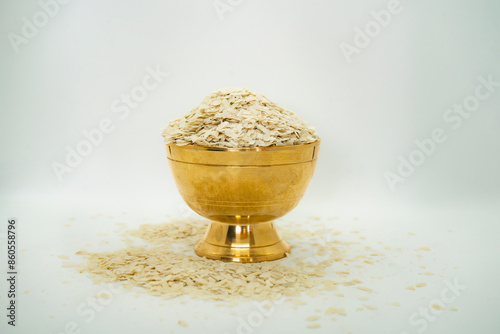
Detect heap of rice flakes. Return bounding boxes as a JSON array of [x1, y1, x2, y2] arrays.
[[161, 88, 319, 147], [75, 219, 357, 301]]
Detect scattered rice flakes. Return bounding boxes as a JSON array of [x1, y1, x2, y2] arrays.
[[364, 304, 378, 310], [406, 286, 416, 291], [307, 323, 321, 329], [95, 292, 112, 298], [75, 219, 344, 301], [322, 280, 338, 290], [161, 88, 319, 148], [416, 282, 427, 288], [356, 286, 372, 293], [342, 279, 362, 286], [288, 298, 307, 306], [325, 307, 346, 316], [431, 304, 444, 310], [178, 320, 188, 327], [71, 216, 444, 306], [306, 315, 321, 321], [62, 262, 80, 268]]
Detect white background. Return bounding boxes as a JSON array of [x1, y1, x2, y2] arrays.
[[1, 1, 499, 333]]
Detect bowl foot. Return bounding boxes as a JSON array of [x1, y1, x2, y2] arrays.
[[194, 221, 290, 263]]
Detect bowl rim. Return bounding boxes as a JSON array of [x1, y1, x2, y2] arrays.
[[165, 139, 320, 152]]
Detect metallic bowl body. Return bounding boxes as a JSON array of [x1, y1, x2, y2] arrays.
[[166, 140, 320, 262]]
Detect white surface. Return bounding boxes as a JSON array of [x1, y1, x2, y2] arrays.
[[1, 0, 499, 333], [1, 199, 499, 334]]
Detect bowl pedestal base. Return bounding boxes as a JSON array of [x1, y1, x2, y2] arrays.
[[194, 221, 291, 263]]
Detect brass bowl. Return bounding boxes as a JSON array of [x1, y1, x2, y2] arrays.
[[166, 140, 320, 262]]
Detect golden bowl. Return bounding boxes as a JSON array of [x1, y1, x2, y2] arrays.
[[165, 140, 320, 262]]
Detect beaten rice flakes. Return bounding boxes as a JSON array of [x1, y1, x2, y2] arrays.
[[162, 88, 319, 148], [75, 219, 363, 301]]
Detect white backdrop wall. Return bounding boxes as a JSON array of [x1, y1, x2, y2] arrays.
[[1, 0, 499, 214]]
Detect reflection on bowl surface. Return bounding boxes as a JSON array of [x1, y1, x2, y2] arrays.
[[166, 140, 320, 224], [165, 140, 320, 262]]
